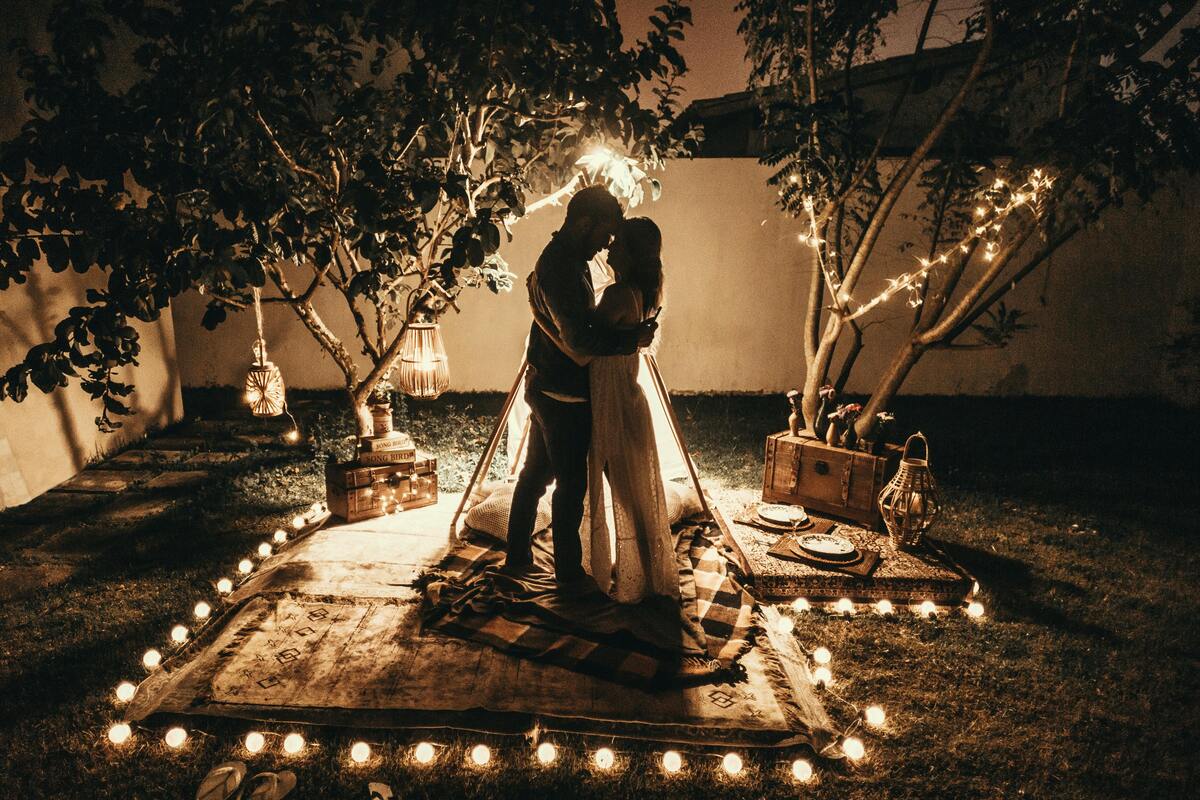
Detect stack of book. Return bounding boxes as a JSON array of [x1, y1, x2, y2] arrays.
[[356, 431, 417, 466]]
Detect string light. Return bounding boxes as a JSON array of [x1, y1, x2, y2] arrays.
[[593, 747, 615, 770], [722, 752, 744, 776], [257, 543, 272, 558], [875, 599, 894, 616], [413, 742, 436, 764], [194, 601, 211, 620], [283, 733, 305, 755], [919, 600, 937, 619], [284, 429, 300, 443], [836, 598, 855, 615], [216, 578, 233, 594], [536, 742, 557, 765], [470, 744, 491, 766], [775, 615, 795, 635], [164, 727, 188, 749], [142, 649, 161, 670], [292, 515, 305, 530], [865, 705, 887, 728], [170, 625, 188, 644], [791, 597, 810, 613], [812, 666, 833, 687], [842, 737, 865, 761], [245, 732, 266, 754], [238, 559, 253, 575], [107, 723, 132, 745], [273, 529, 288, 544], [350, 742, 371, 764], [791, 757, 814, 782], [966, 601, 985, 619], [115, 682, 136, 702], [662, 750, 683, 773], [812, 646, 831, 665]]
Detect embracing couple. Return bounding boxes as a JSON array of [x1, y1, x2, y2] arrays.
[[503, 186, 678, 605]]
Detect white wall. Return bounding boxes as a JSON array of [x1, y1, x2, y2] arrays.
[[173, 158, 1198, 401]]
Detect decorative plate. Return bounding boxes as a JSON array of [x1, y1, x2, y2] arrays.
[[757, 503, 809, 527], [794, 533, 858, 561]]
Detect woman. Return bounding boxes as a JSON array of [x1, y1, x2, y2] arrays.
[[582, 217, 678, 603]]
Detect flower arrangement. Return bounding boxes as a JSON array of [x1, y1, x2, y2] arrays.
[[826, 403, 863, 448]]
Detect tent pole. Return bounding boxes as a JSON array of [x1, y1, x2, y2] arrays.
[[645, 355, 712, 521], [449, 358, 528, 539]]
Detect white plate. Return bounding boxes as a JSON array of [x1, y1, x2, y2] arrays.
[[757, 503, 809, 526], [795, 534, 857, 559]]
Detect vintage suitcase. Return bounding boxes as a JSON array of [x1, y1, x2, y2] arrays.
[[324, 453, 438, 523], [762, 432, 901, 529]]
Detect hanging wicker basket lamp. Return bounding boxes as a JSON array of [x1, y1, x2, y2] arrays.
[[877, 432, 941, 550], [396, 321, 450, 400]]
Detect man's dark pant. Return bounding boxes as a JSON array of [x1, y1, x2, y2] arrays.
[[505, 386, 590, 581]]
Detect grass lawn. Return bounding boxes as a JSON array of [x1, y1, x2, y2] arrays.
[[0, 390, 1196, 799]]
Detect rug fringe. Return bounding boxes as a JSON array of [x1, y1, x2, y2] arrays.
[[757, 606, 836, 737]]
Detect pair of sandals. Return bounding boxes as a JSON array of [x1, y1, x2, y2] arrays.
[[196, 762, 295, 800]]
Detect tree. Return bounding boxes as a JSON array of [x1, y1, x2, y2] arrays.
[[0, 0, 697, 434], [737, 0, 1200, 438]]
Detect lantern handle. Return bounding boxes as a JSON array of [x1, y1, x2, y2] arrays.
[[902, 432, 930, 464]]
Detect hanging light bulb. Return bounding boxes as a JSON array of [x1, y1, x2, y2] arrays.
[[812, 646, 831, 665], [722, 752, 743, 775], [217, 578, 233, 594], [115, 682, 136, 703], [108, 722, 132, 745], [865, 705, 887, 728], [143, 649, 162, 670], [245, 732, 266, 754], [194, 601, 211, 620], [470, 744, 491, 766], [593, 747, 615, 770], [414, 742, 436, 764], [791, 758, 813, 782], [350, 742, 371, 764], [397, 322, 450, 399], [536, 742, 557, 765], [283, 733, 305, 755], [662, 750, 683, 773], [284, 428, 300, 444], [170, 625, 188, 644], [164, 727, 188, 749]]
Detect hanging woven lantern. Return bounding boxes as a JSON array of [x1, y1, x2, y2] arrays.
[[396, 322, 450, 399], [244, 341, 286, 417], [878, 432, 941, 550]]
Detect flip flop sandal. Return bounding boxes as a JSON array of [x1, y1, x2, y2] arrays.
[[368, 783, 395, 800], [195, 761, 246, 800], [241, 771, 297, 800]]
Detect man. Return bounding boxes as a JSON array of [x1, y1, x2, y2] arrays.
[[504, 186, 657, 587]]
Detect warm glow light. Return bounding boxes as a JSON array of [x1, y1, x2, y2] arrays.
[[876, 599, 894, 615], [164, 727, 188, 749], [194, 601, 211, 620], [273, 529, 288, 544], [972, 580, 981, 595], [471, 744, 491, 766], [350, 742, 371, 764], [142, 649, 161, 670], [310, 502, 324, 514], [284, 429, 300, 443], [775, 615, 795, 635], [115, 682, 136, 702], [414, 742, 436, 764], [791, 597, 810, 613], [108, 723, 132, 745], [217, 578, 233, 594], [722, 752, 743, 775], [813, 666, 833, 686], [536, 742, 557, 765], [836, 598, 855, 615], [244, 390, 261, 405], [258, 543, 272, 558], [245, 732, 265, 754], [662, 750, 683, 773], [792, 758, 813, 782], [594, 747, 615, 770], [812, 646, 831, 665], [170, 625, 188, 644], [967, 601, 985, 619], [865, 705, 887, 728], [283, 733, 305, 755], [843, 736, 865, 761], [292, 515, 305, 530], [238, 559, 253, 575], [920, 600, 937, 618]]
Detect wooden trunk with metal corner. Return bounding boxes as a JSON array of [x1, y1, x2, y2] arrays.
[[325, 455, 438, 523], [762, 432, 901, 530]]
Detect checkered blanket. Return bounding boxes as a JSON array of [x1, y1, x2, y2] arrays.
[[420, 522, 758, 689]]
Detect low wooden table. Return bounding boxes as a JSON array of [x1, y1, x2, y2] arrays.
[[718, 499, 974, 606]]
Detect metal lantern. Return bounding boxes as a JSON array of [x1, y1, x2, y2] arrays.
[[244, 340, 286, 417], [396, 322, 450, 399], [878, 432, 941, 550]]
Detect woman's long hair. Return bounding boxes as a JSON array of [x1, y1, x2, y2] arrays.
[[619, 216, 663, 317]]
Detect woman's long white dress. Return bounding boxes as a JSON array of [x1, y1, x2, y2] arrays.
[[582, 285, 679, 603]]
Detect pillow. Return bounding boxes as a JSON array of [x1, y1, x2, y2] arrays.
[[664, 480, 705, 524], [464, 481, 550, 543]]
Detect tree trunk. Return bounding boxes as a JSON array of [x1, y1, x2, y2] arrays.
[[856, 338, 925, 438], [352, 391, 373, 439]]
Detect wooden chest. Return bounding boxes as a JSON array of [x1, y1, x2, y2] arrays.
[[324, 453, 438, 523], [762, 432, 901, 529]]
